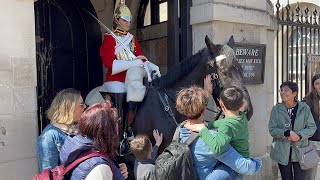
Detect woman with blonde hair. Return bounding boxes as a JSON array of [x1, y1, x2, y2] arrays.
[[37, 88, 87, 171]]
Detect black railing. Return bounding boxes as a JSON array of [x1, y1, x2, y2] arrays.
[[276, 0, 320, 101]]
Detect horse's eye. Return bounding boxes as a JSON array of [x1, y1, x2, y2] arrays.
[[208, 61, 215, 67], [221, 68, 227, 74]]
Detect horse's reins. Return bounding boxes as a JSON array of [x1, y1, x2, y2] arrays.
[[157, 89, 178, 126]]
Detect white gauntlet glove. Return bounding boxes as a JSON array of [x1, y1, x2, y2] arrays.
[[112, 59, 144, 75], [146, 61, 161, 78]]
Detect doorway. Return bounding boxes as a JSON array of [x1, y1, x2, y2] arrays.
[[34, 0, 103, 132]]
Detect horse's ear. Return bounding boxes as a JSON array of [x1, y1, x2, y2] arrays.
[[205, 35, 220, 56], [227, 35, 235, 48]]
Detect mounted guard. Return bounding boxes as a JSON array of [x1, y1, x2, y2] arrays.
[[96, 0, 160, 151]]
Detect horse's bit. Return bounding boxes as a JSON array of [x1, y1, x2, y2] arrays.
[[208, 60, 219, 80]]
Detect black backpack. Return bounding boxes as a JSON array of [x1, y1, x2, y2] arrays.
[[155, 126, 198, 180]]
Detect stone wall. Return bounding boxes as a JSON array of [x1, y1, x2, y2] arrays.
[[0, 0, 38, 179], [191, 0, 278, 179]]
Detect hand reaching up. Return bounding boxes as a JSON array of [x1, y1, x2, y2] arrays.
[[153, 129, 163, 147], [204, 74, 213, 96]]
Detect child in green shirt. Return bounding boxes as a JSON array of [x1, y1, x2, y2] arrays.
[[190, 86, 250, 158]]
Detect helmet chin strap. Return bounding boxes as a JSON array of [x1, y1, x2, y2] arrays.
[[114, 18, 130, 32]]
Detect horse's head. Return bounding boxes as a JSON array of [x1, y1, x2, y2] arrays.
[[205, 36, 244, 87], [204, 36, 254, 120]]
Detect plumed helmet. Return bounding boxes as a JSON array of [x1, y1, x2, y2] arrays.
[[114, 0, 132, 22]]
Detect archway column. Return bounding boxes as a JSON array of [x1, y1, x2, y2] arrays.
[[0, 0, 38, 178]]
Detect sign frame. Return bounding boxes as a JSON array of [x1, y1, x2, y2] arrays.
[[233, 43, 266, 84]]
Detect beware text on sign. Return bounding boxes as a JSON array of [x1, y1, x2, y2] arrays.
[[233, 44, 266, 84]]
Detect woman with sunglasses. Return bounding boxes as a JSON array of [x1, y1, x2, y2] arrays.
[[37, 88, 87, 172]]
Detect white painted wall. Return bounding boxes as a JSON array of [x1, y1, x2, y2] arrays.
[[0, 0, 38, 179]]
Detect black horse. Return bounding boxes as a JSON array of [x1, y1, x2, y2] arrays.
[[131, 36, 254, 152], [86, 36, 254, 179]]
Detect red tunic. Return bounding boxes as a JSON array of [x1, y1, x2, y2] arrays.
[[100, 34, 145, 83]]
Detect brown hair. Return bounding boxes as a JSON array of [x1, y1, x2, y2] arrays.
[[220, 86, 243, 111], [176, 86, 208, 119], [308, 74, 320, 117], [312, 73, 320, 87], [78, 100, 119, 157], [130, 134, 152, 159], [280, 81, 299, 96], [47, 88, 81, 125]]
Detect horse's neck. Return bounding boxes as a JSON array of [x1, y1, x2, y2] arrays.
[[154, 49, 208, 89], [171, 65, 204, 89]]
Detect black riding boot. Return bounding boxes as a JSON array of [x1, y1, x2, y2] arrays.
[[127, 101, 140, 141], [106, 93, 131, 156]]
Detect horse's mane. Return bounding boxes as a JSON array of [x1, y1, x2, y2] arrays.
[[153, 48, 210, 88]]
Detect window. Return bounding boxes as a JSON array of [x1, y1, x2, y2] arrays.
[[138, 0, 168, 28], [159, 1, 167, 23]]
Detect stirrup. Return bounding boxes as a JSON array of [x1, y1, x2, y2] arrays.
[[118, 132, 130, 156]]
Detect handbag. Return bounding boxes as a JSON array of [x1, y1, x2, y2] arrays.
[[283, 113, 320, 170], [294, 144, 320, 170]]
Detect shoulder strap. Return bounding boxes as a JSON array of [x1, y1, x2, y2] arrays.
[[172, 127, 180, 142], [172, 121, 199, 145], [63, 151, 114, 176], [184, 132, 199, 146]]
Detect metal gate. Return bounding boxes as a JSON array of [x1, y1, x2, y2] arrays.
[[275, 0, 320, 101]]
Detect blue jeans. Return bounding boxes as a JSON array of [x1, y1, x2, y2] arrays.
[[179, 125, 261, 180], [207, 163, 243, 180], [216, 145, 261, 175]]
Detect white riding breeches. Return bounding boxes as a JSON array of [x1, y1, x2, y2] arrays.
[[125, 66, 147, 102]]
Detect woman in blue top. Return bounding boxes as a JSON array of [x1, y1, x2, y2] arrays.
[[175, 79, 261, 180], [36, 88, 87, 171]]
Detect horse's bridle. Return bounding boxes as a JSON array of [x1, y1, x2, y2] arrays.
[[208, 56, 223, 97], [208, 54, 225, 120]]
